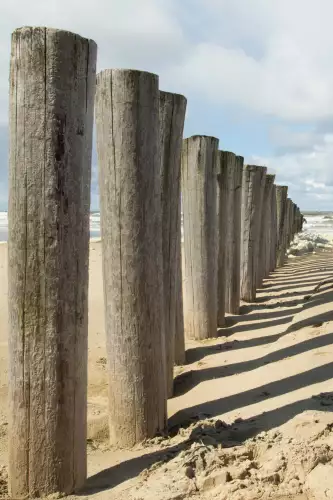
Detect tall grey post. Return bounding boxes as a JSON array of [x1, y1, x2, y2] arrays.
[[240, 165, 267, 302], [182, 136, 219, 340], [174, 213, 185, 365], [276, 186, 289, 267], [216, 151, 228, 326], [95, 70, 167, 447], [159, 91, 187, 395], [292, 203, 297, 239], [291, 201, 295, 241], [295, 206, 300, 233], [8, 27, 96, 497], [262, 174, 275, 279], [257, 174, 268, 288], [285, 198, 291, 247], [232, 155, 244, 312], [218, 152, 243, 319], [269, 183, 278, 273], [292, 204, 298, 238]]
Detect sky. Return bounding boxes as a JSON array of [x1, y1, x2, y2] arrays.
[[1, 0, 333, 210]]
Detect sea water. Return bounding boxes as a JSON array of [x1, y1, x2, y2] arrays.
[[0, 210, 332, 243], [303, 213, 333, 237]]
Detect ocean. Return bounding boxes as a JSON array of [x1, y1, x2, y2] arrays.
[[0, 211, 332, 243], [0, 211, 102, 242], [302, 212, 333, 237]]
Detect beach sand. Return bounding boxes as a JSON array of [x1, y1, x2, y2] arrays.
[[1, 241, 333, 499]]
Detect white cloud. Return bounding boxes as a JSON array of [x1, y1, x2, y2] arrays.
[[249, 136, 333, 209], [0, 0, 188, 124], [2, 0, 333, 124], [1, 0, 333, 209], [167, 0, 333, 121]]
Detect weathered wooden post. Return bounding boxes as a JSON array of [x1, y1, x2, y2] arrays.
[[8, 27, 96, 497], [290, 200, 294, 244], [216, 151, 228, 326], [218, 152, 243, 318], [270, 183, 277, 273], [95, 69, 167, 447], [175, 211, 186, 364], [286, 198, 292, 247], [276, 186, 289, 267], [174, 195, 185, 365], [295, 206, 300, 233], [257, 175, 268, 288], [290, 202, 294, 241], [262, 174, 275, 279], [294, 206, 299, 233], [232, 155, 244, 311], [159, 91, 187, 395], [292, 203, 297, 239], [292, 202, 297, 240], [182, 135, 219, 340], [174, 220, 185, 365], [240, 165, 267, 302]]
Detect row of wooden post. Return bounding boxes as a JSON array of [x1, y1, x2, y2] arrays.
[[7, 27, 304, 497], [182, 145, 303, 342]]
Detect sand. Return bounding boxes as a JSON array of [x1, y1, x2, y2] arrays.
[[1, 241, 333, 499]]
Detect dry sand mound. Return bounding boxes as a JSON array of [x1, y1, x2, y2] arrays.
[[125, 408, 333, 500]]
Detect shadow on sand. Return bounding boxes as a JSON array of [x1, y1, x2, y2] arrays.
[[82, 252, 333, 494]]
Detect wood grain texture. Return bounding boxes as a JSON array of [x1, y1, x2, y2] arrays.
[[8, 27, 96, 497], [159, 91, 186, 395], [174, 197, 185, 366], [291, 203, 296, 239], [181, 136, 219, 340], [256, 170, 267, 288], [270, 184, 277, 273], [216, 151, 228, 327], [95, 69, 167, 448], [286, 198, 292, 247], [217, 152, 243, 318], [240, 165, 267, 302], [296, 207, 302, 233], [260, 174, 275, 281], [231, 155, 244, 314], [276, 186, 288, 267]]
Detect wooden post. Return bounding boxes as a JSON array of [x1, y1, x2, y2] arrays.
[[262, 174, 275, 279], [240, 165, 267, 302], [216, 151, 228, 326], [269, 183, 278, 273], [290, 202, 294, 241], [292, 202, 296, 241], [174, 218, 185, 365], [286, 198, 291, 247], [159, 91, 187, 395], [285, 199, 290, 249], [294, 206, 300, 233], [181, 135, 219, 340], [95, 69, 167, 447], [218, 152, 243, 318], [292, 203, 297, 239], [8, 27, 96, 497], [276, 186, 289, 267], [232, 155, 244, 312], [257, 174, 268, 288]]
